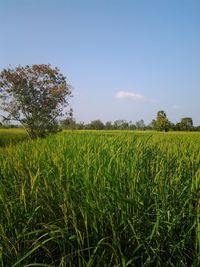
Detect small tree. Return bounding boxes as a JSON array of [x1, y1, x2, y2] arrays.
[[60, 117, 76, 130], [180, 117, 193, 131], [153, 110, 171, 132], [114, 120, 129, 130], [88, 120, 105, 130], [135, 119, 145, 130], [0, 64, 72, 138], [105, 121, 113, 130]]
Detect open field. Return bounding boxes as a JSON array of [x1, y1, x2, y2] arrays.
[[0, 130, 199, 266]]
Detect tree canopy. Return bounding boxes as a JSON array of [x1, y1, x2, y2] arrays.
[[178, 117, 193, 131], [0, 64, 72, 138], [152, 110, 171, 132]]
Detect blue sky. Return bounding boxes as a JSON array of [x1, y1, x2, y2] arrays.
[[0, 0, 200, 125]]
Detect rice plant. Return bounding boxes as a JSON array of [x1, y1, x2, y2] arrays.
[[0, 129, 28, 147], [0, 131, 199, 266]]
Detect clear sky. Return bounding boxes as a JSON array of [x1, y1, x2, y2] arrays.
[[0, 0, 200, 125]]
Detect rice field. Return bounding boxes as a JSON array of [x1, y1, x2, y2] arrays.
[[0, 128, 28, 147], [0, 130, 199, 266]]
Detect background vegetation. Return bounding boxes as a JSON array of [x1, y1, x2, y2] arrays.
[[59, 111, 199, 132]]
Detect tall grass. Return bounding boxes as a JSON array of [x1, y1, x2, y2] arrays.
[[0, 131, 199, 266], [0, 129, 28, 147]]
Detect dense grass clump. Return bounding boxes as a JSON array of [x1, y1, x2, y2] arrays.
[[0, 131, 199, 266]]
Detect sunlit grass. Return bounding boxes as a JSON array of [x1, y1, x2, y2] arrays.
[[0, 128, 28, 147], [0, 130, 199, 266]]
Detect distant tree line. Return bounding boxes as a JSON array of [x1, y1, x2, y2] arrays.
[[1, 110, 199, 132], [58, 111, 200, 131]]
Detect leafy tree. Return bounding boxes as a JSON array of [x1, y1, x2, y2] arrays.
[[88, 120, 105, 130], [148, 120, 156, 130], [180, 117, 193, 131], [60, 117, 76, 130], [76, 121, 85, 130], [0, 64, 72, 138], [105, 121, 113, 130], [129, 121, 136, 130], [135, 119, 145, 130], [114, 120, 129, 130], [175, 122, 182, 131], [194, 125, 200, 131], [153, 110, 171, 132], [175, 118, 193, 131]]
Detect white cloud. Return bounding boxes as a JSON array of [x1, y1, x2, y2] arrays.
[[115, 90, 158, 104], [115, 90, 146, 101]]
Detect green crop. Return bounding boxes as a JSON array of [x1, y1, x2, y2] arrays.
[[0, 130, 199, 266], [0, 129, 28, 147]]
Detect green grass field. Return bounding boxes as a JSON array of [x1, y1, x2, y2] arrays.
[[0, 128, 28, 147], [0, 130, 199, 266]]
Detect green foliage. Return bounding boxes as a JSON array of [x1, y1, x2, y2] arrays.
[[135, 119, 145, 130], [0, 128, 28, 147], [0, 130, 199, 266], [153, 111, 171, 132], [87, 120, 105, 130], [176, 117, 194, 131], [0, 64, 72, 138], [58, 115, 200, 131], [60, 117, 76, 130]]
